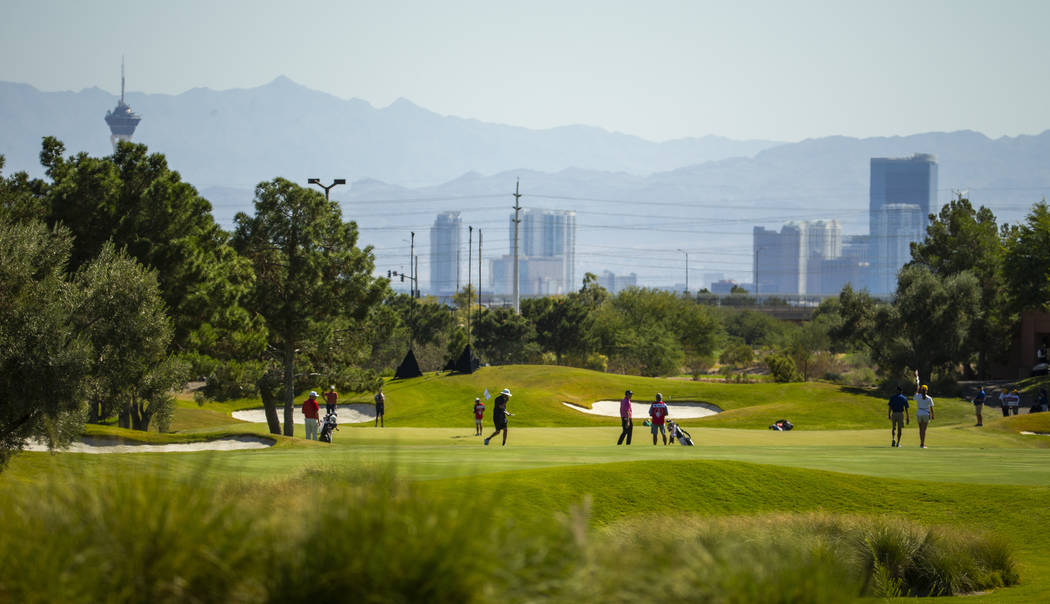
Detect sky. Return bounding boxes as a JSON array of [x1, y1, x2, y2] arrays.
[[3, 0, 1049, 143]]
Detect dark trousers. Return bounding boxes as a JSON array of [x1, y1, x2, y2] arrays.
[[617, 417, 633, 445], [1001, 405, 1010, 417]]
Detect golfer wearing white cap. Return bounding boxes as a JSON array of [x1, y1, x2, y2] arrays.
[[484, 388, 513, 446]]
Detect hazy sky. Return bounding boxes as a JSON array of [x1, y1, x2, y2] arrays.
[[3, 0, 1048, 142]]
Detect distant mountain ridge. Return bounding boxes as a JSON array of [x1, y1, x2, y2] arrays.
[[0, 76, 779, 188], [3, 77, 1049, 286]]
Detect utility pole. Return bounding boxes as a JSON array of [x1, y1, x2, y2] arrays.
[[415, 256, 419, 298], [477, 229, 482, 327], [467, 226, 473, 347], [409, 231, 415, 298], [512, 179, 522, 313]]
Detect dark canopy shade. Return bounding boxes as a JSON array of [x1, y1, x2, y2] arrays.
[[394, 348, 423, 379], [447, 345, 480, 374]]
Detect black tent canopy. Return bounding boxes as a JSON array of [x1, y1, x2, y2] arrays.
[[394, 349, 423, 379]]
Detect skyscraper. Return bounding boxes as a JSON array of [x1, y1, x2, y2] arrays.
[[491, 209, 576, 296], [868, 154, 938, 294], [753, 219, 847, 296], [429, 211, 461, 297], [104, 59, 141, 150]]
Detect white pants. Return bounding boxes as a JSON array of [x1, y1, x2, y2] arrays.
[[305, 418, 318, 440]]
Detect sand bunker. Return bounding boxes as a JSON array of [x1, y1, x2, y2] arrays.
[[563, 400, 721, 418], [233, 404, 376, 425], [1020, 431, 1050, 436], [24, 435, 273, 454]]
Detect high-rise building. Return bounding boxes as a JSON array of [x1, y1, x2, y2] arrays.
[[104, 59, 141, 150], [429, 211, 461, 297], [754, 219, 850, 296], [868, 154, 938, 294], [493, 209, 575, 295]]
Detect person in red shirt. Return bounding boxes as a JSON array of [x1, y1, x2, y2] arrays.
[[649, 393, 669, 445], [323, 386, 338, 415], [302, 391, 320, 440], [617, 389, 633, 445], [473, 397, 485, 436]]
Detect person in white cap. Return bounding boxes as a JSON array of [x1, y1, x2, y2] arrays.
[[484, 388, 513, 446], [302, 391, 320, 440]]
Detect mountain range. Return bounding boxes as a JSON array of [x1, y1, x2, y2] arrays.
[[2, 77, 1049, 287]]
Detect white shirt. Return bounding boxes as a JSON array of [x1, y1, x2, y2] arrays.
[[1003, 393, 1020, 407], [914, 394, 934, 415]]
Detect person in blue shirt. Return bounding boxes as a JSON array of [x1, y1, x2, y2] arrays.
[[973, 386, 986, 426], [887, 385, 909, 447]]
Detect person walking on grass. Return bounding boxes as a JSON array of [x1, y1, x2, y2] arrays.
[[617, 390, 634, 445], [484, 389, 512, 446], [473, 397, 485, 436], [888, 385, 909, 447], [302, 391, 320, 440], [914, 384, 935, 448], [973, 385, 986, 427], [1004, 388, 1021, 416], [324, 385, 338, 415], [374, 384, 385, 428], [649, 393, 669, 446]]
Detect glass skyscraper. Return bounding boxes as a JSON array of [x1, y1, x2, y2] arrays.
[[868, 154, 938, 295], [429, 211, 461, 297]]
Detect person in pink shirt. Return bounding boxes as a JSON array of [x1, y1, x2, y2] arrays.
[[617, 389, 634, 445]]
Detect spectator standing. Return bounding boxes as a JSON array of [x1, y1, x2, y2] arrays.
[[1035, 388, 1049, 413], [999, 388, 1010, 417], [302, 391, 321, 440], [973, 386, 986, 427], [649, 393, 669, 446], [323, 385, 338, 415], [473, 397, 485, 436], [617, 390, 633, 445], [888, 385, 909, 447], [374, 385, 386, 427], [914, 384, 934, 448], [484, 389, 512, 446], [1005, 389, 1021, 416]]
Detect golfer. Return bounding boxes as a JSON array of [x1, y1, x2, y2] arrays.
[[374, 385, 385, 428], [473, 397, 485, 436], [888, 385, 909, 447], [649, 393, 669, 446], [617, 389, 634, 445], [915, 384, 934, 448], [302, 391, 320, 440], [484, 389, 512, 446], [973, 386, 986, 427], [324, 385, 338, 415]]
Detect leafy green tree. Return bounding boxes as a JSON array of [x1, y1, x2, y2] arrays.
[[232, 178, 386, 435], [788, 319, 831, 381], [521, 295, 594, 363], [473, 307, 537, 365], [0, 220, 90, 467], [765, 352, 800, 382], [720, 342, 754, 369], [908, 196, 1012, 377], [1002, 201, 1050, 313], [75, 243, 187, 431], [0, 156, 49, 222]]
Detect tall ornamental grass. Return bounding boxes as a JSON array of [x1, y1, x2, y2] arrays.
[[0, 469, 1018, 603]]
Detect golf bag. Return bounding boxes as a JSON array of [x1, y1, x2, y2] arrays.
[[769, 419, 794, 431], [667, 420, 694, 446], [319, 411, 338, 443]]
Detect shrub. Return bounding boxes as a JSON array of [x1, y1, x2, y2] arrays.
[[766, 352, 800, 382]]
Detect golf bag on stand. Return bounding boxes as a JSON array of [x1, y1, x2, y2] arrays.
[[319, 411, 338, 443], [667, 420, 694, 446]]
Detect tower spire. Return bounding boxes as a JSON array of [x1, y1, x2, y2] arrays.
[[104, 57, 141, 150], [121, 56, 126, 104]]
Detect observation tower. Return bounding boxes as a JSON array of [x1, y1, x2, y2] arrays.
[[104, 59, 141, 150]]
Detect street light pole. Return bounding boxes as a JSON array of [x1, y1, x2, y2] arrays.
[[677, 249, 689, 295], [307, 178, 347, 201]]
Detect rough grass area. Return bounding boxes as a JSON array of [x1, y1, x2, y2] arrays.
[[0, 466, 1019, 603]]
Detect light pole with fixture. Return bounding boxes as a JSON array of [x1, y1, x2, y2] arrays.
[[307, 178, 346, 201]]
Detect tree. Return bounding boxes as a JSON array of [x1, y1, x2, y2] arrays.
[[908, 196, 1012, 377], [74, 243, 187, 431], [521, 295, 594, 364], [232, 178, 386, 436], [1002, 201, 1050, 313], [473, 307, 537, 365], [0, 220, 90, 467]]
